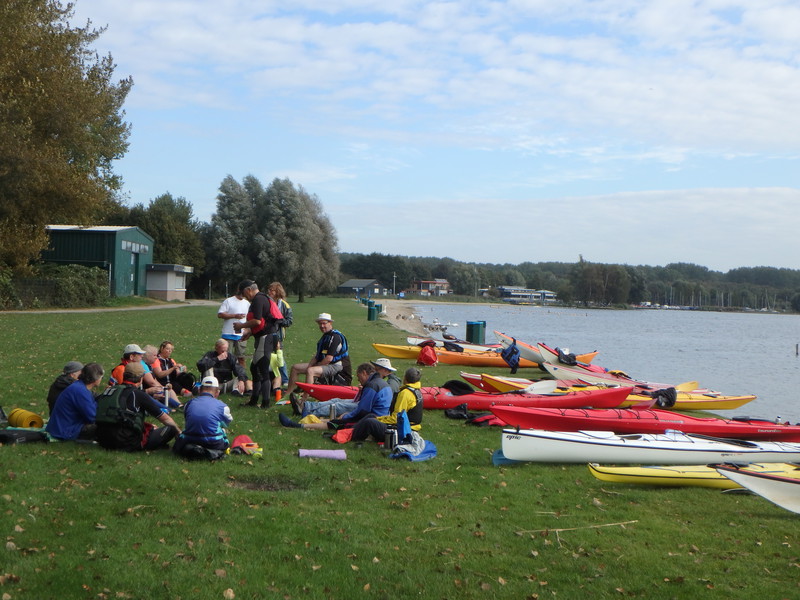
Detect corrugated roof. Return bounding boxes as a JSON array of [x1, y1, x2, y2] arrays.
[[47, 225, 137, 232]]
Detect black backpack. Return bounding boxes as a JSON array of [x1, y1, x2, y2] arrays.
[[95, 385, 144, 434]]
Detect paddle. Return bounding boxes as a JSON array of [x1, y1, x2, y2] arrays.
[[675, 381, 699, 392], [520, 380, 559, 395]]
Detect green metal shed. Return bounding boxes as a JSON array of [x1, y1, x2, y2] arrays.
[[42, 225, 154, 297]]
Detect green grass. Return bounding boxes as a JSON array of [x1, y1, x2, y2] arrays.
[[2, 297, 799, 599]]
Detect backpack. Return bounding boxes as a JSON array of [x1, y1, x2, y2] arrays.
[[500, 338, 521, 374], [417, 344, 438, 366], [95, 385, 144, 434]]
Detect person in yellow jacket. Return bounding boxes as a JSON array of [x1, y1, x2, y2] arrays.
[[351, 367, 423, 442]]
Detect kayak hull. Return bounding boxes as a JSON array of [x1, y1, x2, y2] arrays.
[[490, 406, 800, 441], [715, 465, 800, 514], [501, 428, 800, 464], [588, 463, 800, 489]]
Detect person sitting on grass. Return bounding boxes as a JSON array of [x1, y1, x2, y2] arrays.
[[371, 357, 402, 394], [95, 362, 181, 452], [151, 340, 193, 397], [45, 362, 104, 441], [351, 367, 424, 443], [173, 375, 233, 459], [279, 363, 391, 431], [141, 344, 182, 410], [46, 360, 83, 415], [196, 339, 251, 396]]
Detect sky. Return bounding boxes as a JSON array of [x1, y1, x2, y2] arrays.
[[69, 0, 800, 273]]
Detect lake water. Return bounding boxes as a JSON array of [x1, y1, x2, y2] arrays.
[[411, 303, 800, 422]]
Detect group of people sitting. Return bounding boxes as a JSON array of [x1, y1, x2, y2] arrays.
[[42, 305, 423, 457], [45, 341, 232, 458]]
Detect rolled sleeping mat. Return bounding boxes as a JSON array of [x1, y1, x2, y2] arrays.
[[298, 449, 347, 460], [8, 408, 45, 428]]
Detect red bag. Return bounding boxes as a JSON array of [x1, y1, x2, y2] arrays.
[[417, 344, 438, 366], [331, 427, 354, 444]]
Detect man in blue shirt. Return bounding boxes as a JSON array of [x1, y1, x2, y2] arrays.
[[173, 376, 233, 457], [46, 363, 104, 441]]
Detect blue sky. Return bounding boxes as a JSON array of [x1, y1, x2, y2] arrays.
[[71, 0, 800, 272]]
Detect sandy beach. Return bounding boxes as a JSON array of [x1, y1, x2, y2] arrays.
[[378, 299, 428, 336]]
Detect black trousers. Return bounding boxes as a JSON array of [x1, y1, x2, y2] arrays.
[[249, 334, 275, 407]]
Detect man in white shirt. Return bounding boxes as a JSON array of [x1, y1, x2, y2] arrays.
[[217, 280, 253, 376]]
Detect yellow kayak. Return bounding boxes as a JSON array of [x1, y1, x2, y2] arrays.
[[588, 462, 800, 489]]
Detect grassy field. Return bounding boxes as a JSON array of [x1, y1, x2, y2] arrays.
[[1, 297, 799, 599]]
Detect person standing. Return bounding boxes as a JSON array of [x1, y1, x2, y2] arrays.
[[267, 281, 293, 388], [234, 280, 283, 409], [217, 283, 251, 372]]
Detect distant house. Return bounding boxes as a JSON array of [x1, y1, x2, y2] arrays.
[[42, 225, 154, 296], [496, 285, 557, 303], [409, 279, 451, 296], [338, 278, 388, 296]]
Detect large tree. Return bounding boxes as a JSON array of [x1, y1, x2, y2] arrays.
[[205, 175, 339, 300], [0, 0, 132, 272]]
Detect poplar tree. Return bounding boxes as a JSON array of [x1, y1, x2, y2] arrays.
[[0, 0, 132, 272]]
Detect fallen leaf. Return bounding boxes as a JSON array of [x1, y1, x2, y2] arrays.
[[223, 588, 235, 599]]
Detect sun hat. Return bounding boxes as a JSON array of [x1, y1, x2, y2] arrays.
[[315, 313, 333, 323], [371, 357, 396, 372], [124, 361, 145, 376], [201, 375, 220, 388], [123, 343, 145, 355], [63, 361, 83, 375]]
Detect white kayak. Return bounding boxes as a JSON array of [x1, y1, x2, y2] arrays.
[[501, 428, 800, 465], [715, 464, 800, 514]]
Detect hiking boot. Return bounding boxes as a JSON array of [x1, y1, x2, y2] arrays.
[[260, 401, 271, 410], [240, 401, 259, 408], [289, 392, 304, 416]]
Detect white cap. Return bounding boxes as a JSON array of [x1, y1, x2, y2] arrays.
[[371, 357, 396, 372], [123, 344, 145, 354], [315, 313, 333, 323], [201, 376, 220, 388]]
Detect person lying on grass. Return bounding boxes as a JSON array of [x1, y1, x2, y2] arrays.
[[351, 366, 424, 444], [279, 362, 391, 431]]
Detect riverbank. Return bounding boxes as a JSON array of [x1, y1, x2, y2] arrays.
[[377, 299, 428, 336]]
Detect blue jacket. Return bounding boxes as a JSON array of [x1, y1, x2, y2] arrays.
[[340, 373, 391, 422], [45, 381, 97, 440], [180, 393, 232, 443]]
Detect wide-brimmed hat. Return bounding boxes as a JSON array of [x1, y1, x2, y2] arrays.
[[201, 375, 220, 388], [63, 361, 83, 375], [123, 344, 145, 355], [315, 313, 333, 323], [371, 358, 396, 372]]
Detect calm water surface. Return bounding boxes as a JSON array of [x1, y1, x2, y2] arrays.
[[412, 303, 800, 422]]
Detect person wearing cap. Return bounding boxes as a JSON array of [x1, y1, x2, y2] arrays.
[[173, 375, 233, 458], [283, 312, 351, 413], [46, 360, 83, 415], [110, 343, 146, 386], [351, 367, 424, 444], [234, 281, 284, 408], [95, 361, 181, 452], [279, 363, 390, 430], [46, 363, 104, 441], [370, 358, 402, 394], [217, 282, 252, 370]]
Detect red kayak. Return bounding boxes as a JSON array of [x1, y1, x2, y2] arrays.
[[422, 386, 633, 410], [296, 382, 634, 411], [490, 406, 800, 442]]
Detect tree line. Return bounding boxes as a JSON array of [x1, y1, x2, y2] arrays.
[[340, 253, 800, 312]]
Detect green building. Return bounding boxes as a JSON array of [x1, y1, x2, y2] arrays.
[[42, 225, 154, 296]]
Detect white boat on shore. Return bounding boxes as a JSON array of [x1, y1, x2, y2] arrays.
[[715, 464, 800, 514], [501, 428, 800, 464]]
